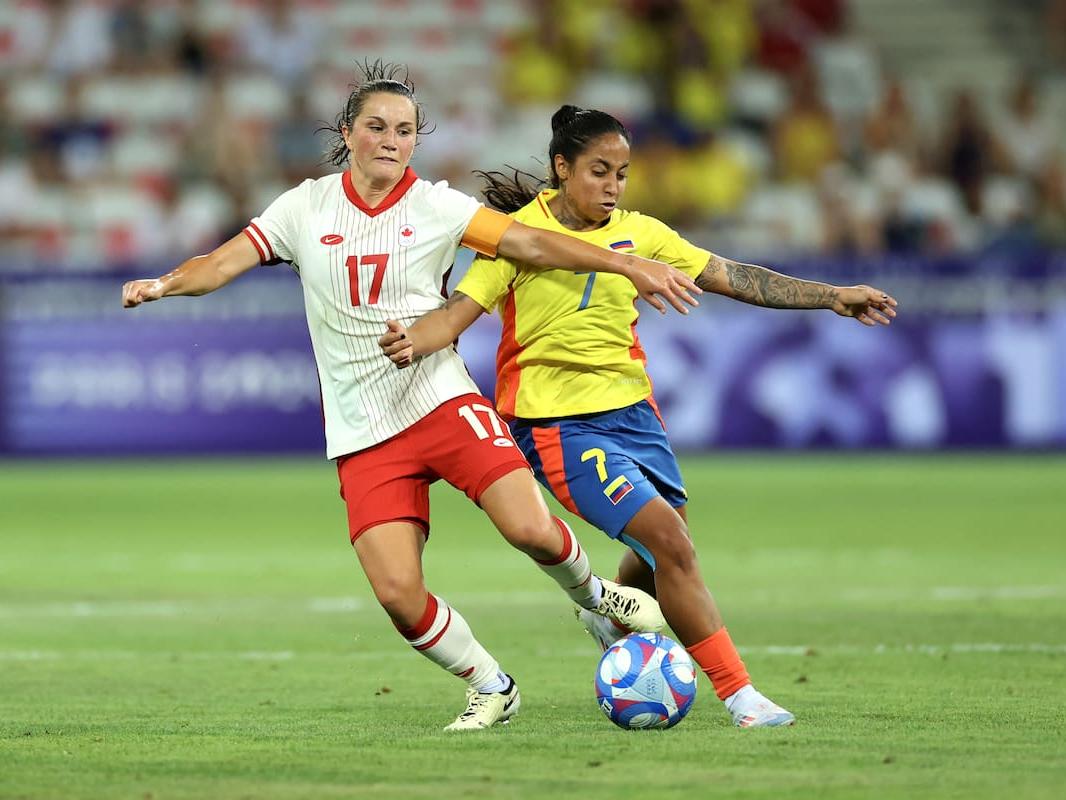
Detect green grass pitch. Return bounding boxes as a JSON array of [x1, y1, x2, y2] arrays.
[[2, 455, 1065, 799]]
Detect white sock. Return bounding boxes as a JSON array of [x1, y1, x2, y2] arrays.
[[398, 594, 501, 691], [588, 575, 604, 608], [477, 671, 510, 694], [724, 684, 758, 713], [534, 517, 603, 609]]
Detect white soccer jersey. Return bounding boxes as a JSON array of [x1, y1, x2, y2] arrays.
[[243, 168, 486, 459]]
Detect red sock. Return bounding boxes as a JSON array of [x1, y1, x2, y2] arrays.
[[686, 627, 751, 700]]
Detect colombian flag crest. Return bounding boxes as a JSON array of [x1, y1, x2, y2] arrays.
[[604, 475, 635, 505], [609, 240, 635, 251]]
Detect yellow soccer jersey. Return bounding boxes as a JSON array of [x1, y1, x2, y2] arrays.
[[456, 189, 710, 420]]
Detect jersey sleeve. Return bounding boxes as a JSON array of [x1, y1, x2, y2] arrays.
[[455, 253, 517, 313], [641, 215, 711, 279], [243, 180, 309, 265], [426, 180, 483, 247]]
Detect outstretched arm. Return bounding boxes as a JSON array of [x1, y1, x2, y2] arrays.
[[121, 234, 261, 307], [378, 292, 486, 368], [695, 253, 898, 326], [497, 221, 701, 315]]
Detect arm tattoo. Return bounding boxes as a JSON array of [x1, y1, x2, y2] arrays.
[[696, 254, 837, 309], [694, 257, 722, 290]]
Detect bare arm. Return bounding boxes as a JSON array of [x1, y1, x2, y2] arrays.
[[121, 233, 262, 307], [695, 253, 898, 326], [378, 292, 486, 368], [497, 221, 701, 315]]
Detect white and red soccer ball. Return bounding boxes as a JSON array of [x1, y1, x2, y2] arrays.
[[595, 632, 697, 729]]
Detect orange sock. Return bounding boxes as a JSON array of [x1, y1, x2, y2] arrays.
[[686, 627, 751, 700]]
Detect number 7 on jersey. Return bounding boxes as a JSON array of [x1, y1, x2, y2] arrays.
[[347, 253, 389, 307]]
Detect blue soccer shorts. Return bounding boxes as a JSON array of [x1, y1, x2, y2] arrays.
[[511, 399, 687, 569]]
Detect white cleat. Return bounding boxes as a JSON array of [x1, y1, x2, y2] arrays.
[[727, 686, 796, 728], [443, 675, 521, 732], [593, 578, 666, 633], [576, 606, 630, 652]]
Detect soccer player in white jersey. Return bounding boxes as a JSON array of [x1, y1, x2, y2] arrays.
[[121, 61, 700, 731]]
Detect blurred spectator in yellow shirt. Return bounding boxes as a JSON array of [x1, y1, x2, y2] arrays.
[[772, 67, 839, 182]]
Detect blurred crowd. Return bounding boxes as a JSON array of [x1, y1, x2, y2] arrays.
[[505, 0, 1066, 258], [1, 0, 1064, 271]]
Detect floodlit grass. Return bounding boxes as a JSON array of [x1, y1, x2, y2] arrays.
[[1, 455, 1064, 799]]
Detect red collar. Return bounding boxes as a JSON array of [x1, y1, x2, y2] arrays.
[[342, 167, 418, 217]]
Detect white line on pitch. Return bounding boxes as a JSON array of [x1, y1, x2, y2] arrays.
[[3, 583, 1064, 620], [931, 585, 1066, 600], [0, 593, 560, 619], [3, 643, 1064, 662], [0, 598, 371, 618], [0, 650, 297, 661], [743, 643, 1066, 655]]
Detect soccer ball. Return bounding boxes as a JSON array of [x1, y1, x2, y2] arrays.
[[595, 632, 697, 729]]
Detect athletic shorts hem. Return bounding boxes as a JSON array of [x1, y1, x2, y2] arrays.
[[473, 461, 531, 504], [350, 516, 429, 545]]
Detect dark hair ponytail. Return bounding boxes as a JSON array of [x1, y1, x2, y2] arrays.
[[318, 59, 431, 167], [548, 104, 630, 187], [476, 104, 630, 212], [475, 166, 544, 213], [550, 104, 584, 134]]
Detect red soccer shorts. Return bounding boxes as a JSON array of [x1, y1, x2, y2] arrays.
[[336, 393, 530, 543]]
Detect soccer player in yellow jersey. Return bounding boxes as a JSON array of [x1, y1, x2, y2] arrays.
[[380, 104, 898, 728]]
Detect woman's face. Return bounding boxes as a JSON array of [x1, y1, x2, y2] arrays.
[[555, 133, 630, 223], [343, 92, 417, 187]]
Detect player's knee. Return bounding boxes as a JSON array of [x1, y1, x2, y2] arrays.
[[647, 520, 698, 574], [502, 517, 558, 560], [370, 573, 426, 624]]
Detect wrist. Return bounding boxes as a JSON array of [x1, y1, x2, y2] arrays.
[[153, 275, 173, 298], [409, 322, 435, 358], [616, 254, 637, 279]]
